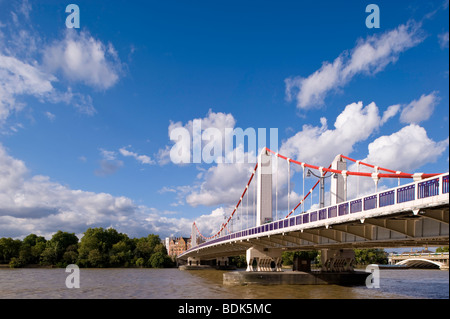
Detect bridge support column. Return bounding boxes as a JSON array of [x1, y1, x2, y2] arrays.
[[246, 247, 282, 272], [321, 249, 355, 272], [187, 256, 201, 266], [216, 257, 229, 267]]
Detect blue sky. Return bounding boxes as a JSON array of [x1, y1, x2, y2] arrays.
[[0, 0, 448, 239]]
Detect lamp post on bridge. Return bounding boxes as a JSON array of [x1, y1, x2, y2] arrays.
[[306, 169, 336, 208]]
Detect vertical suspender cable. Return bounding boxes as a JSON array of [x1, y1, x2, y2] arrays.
[[247, 185, 249, 229], [275, 154, 278, 221], [253, 171, 256, 227], [356, 160, 360, 198], [287, 158, 291, 214], [302, 163, 305, 213]]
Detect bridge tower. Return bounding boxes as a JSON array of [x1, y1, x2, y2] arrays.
[[257, 148, 273, 226], [330, 154, 347, 205], [191, 223, 197, 248], [245, 149, 282, 272], [323, 155, 354, 272]]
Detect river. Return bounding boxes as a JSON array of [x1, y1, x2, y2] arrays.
[[0, 268, 448, 299]]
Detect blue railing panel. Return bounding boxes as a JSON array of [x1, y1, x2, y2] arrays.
[[303, 213, 309, 224], [290, 217, 295, 227], [379, 190, 395, 207], [443, 175, 449, 194], [310, 211, 317, 222], [328, 206, 337, 218], [319, 209, 327, 220], [350, 199, 362, 213], [397, 185, 415, 203], [418, 178, 439, 199], [364, 195, 377, 210], [338, 203, 349, 216]]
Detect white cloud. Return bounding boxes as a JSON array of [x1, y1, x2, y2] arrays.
[[44, 111, 55, 121], [380, 104, 401, 125], [0, 7, 121, 129], [285, 21, 424, 109], [0, 54, 55, 123], [185, 146, 256, 207], [95, 148, 123, 176], [119, 146, 155, 165], [400, 92, 439, 124], [439, 31, 449, 49], [0, 142, 193, 239], [43, 30, 122, 90], [363, 124, 449, 172], [279, 101, 381, 165], [157, 109, 237, 165]]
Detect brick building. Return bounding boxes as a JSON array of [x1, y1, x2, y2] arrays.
[[165, 236, 191, 257]]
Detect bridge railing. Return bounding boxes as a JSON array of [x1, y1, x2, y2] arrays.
[[389, 252, 449, 258], [180, 173, 449, 257]]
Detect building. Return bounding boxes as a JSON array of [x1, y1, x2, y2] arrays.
[[165, 236, 191, 257]]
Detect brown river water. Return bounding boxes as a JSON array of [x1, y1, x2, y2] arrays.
[[0, 268, 448, 299]]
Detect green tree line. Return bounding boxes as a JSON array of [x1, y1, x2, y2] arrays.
[[0, 227, 175, 268]]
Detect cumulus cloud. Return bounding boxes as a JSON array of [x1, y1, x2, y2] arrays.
[[42, 30, 123, 90], [0, 54, 55, 124], [346, 124, 449, 198], [0, 6, 122, 130], [0, 143, 193, 239], [158, 109, 237, 164], [285, 21, 424, 109], [185, 145, 256, 207], [279, 101, 381, 165], [363, 124, 449, 172], [400, 92, 439, 124]]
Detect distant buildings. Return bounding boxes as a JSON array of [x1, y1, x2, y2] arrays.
[[165, 236, 191, 257], [164, 236, 204, 257]]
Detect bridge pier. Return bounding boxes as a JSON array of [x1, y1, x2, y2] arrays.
[[187, 256, 201, 266], [321, 249, 355, 272], [216, 257, 229, 267], [246, 247, 282, 272]]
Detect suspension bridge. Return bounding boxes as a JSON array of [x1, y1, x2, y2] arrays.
[[178, 147, 449, 273]]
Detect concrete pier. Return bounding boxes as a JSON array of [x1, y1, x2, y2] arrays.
[[223, 271, 369, 286]]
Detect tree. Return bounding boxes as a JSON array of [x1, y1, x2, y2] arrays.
[[78, 227, 130, 267], [20, 234, 47, 265], [134, 234, 162, 266], [41, 231, 78, 266], [282, 250, 319, 266], [354, 249, 388, 265], [109, 239, 134, 267], [0, 238, 22, 264], [436, 246, 449, 253]]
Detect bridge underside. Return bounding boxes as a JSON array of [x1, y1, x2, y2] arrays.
[[179, 204, 449, 261], [396, 258, 445, 269]]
